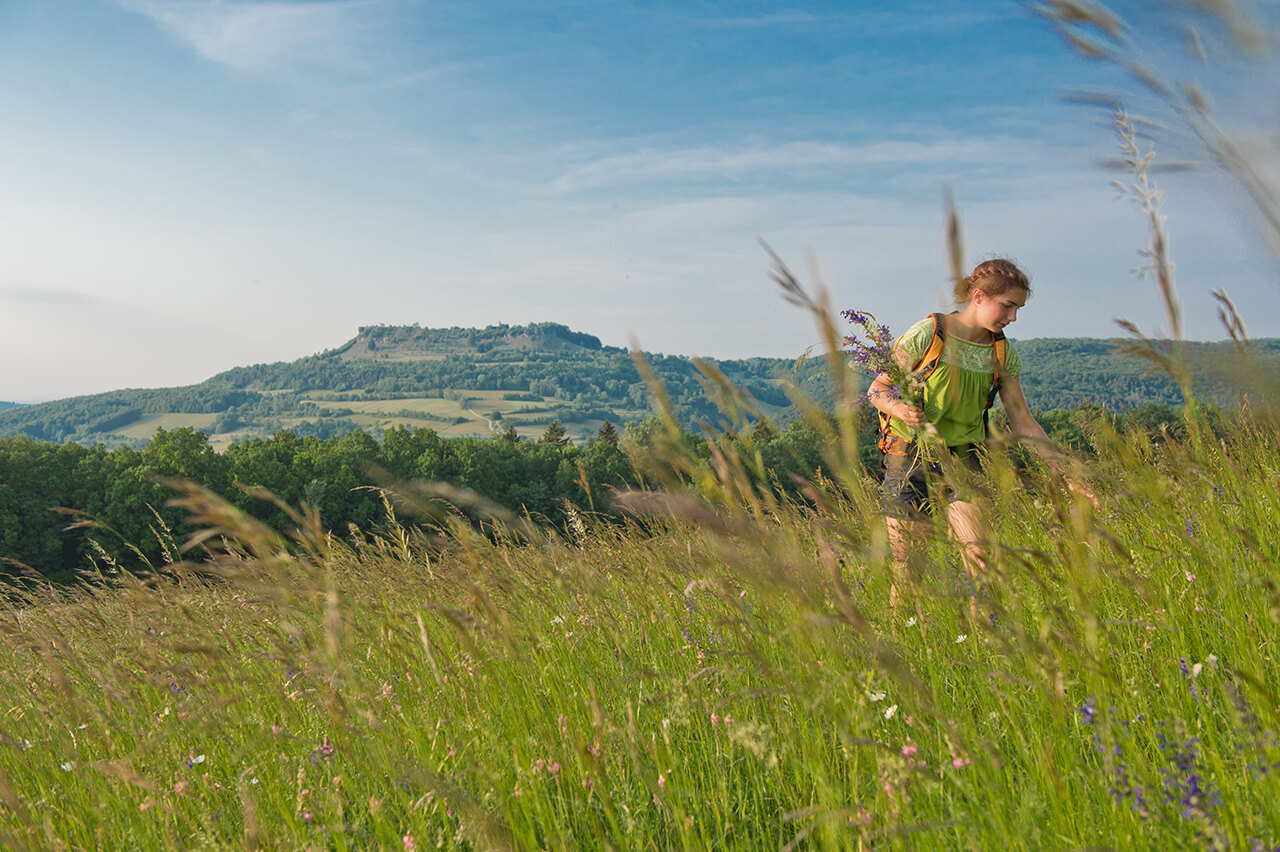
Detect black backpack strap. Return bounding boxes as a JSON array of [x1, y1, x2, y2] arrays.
[[982, 330, 1009, 437]]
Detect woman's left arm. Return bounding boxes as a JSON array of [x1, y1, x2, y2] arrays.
[[998, 376, 1051, 447], [999, 375, 1100, 508]]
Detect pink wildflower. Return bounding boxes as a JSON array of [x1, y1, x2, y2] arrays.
[[403, 834, 416, 850], [901, 741, 918, 758], [952, 756, 971, 769]]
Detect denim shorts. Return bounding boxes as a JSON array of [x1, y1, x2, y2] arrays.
[[881, 443, 983, 518]]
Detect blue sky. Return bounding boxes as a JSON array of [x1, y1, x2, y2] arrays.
[[0, 0, 1277, 402]]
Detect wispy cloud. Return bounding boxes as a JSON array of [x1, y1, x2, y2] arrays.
[[687, 6, 1005, 34], [1, 287, 94, 306], [542, 137, 1045, 195], [119, 0, 380, 74]]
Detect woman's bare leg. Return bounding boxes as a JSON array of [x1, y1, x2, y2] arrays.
[[944, 500, 988, 620], [886, 515, 930, 608], [944, 500, 988, 573]]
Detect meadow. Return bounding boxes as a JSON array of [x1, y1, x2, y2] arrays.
[[0, 335, 1277, 849]]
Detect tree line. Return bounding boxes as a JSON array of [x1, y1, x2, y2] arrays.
[[0, 398, 1201, 583]]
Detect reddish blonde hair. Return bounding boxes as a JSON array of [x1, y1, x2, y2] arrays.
[[954, 258, 1031, 303]]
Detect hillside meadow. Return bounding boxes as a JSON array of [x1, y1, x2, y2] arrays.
[[0, 371, 1277, 849]]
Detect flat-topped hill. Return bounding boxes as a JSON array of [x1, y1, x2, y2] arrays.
[[334, 322, 615, 361]]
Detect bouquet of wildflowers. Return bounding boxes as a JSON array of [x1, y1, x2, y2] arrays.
[[841, 309, 930, 440]]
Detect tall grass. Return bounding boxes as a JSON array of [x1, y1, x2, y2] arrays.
[[3, 1, 1280, 848], [0, 372, 1277, 850]]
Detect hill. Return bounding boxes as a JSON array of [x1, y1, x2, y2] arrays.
[[0, 323, 1275, 449]]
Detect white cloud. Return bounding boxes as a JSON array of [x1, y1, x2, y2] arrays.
[[541, 137, 1046, 195], [119, 0, 379, 74]]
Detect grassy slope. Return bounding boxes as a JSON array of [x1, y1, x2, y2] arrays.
[[0, 400, 1276, 850]]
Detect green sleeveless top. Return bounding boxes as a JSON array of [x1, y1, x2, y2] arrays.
[[886, 316, 1023, 447]]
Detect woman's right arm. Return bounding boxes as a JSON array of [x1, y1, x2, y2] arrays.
[[867, 350, 925, 428]]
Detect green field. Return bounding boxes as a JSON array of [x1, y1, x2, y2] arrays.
[[1, 390, 1277, 850], [115, 413, 219, 440]]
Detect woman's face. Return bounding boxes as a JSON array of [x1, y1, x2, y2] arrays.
[[973, 286, 1028, 333]]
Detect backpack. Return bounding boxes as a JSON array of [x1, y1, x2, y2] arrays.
[[878, 312, 1008, 456]]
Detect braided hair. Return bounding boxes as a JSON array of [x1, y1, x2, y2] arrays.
[[954, 258, 1031, 304]]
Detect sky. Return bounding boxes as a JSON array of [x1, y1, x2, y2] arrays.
[[1, 0, 1278, 403]]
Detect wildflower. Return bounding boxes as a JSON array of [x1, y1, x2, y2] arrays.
[[174, 780, 189, 796], [302, 810, 313, 823], [60, 762, 75, 772], [952, 756, 971, 769], [905, 616, 917, 627], [955, 634, 968, 644], [869, 691, 886, 702], [884, 705, 898, 720], [1184, 570, 1196, 582], [710, 713, 719, 726], [1079, 697, 1096, 725], [657, 772, 666, 788], [1180, 658, 1201, 701], [403, 834, 416, 851], [901, 741, 918, 758]]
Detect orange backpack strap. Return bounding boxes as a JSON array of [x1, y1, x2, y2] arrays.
[[916, 313, 947, 380]]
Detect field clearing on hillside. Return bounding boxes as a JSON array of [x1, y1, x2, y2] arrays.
[[114, 412, 218, 440], [300, 392, 556, 418], [304, 397, 467, 417]]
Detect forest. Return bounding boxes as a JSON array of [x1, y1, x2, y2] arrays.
[[0, 397, 1191, 582]]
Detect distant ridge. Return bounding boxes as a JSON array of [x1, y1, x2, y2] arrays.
[[0, 323, 1276, 449], [335, 322, 615, 361]]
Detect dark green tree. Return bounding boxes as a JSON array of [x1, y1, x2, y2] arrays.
[[595, 420, 619, 446], [540, 420, 570, 446]]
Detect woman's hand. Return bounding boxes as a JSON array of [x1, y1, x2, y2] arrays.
[[894, 400, 926, 428], [1067, 476, 1101, 512]]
